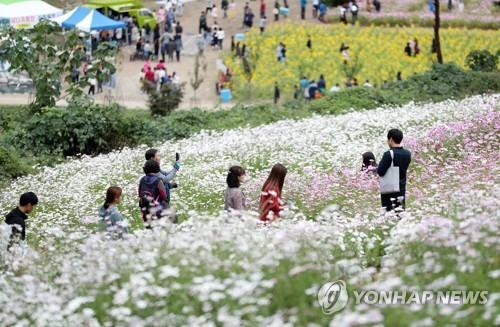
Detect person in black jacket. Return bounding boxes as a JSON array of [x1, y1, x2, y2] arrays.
[[377, 129, 411, 211], [4, 192, 38, 248]]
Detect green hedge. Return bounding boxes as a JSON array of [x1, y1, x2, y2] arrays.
[[1, 63, 499, 182], [327, 16, 500, 31]]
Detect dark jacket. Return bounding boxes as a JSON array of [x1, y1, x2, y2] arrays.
[[5, 207, 28, 242], [377, 147, 412, 192]]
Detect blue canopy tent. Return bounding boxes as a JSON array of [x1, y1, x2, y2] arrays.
[[52, 6, 125, 32]]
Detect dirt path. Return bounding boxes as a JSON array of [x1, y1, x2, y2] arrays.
[[1, 0, 327, 110]]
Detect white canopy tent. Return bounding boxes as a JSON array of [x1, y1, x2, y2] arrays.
[[0, 0, 62, 29]]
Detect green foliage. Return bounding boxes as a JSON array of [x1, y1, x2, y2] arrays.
[[466, 49, 498, 72], [8, 105, 138, 156], [161, 109, 208, 139], [0, 145, 34, 180], [0, 21, 116, 112], [332, 16, 500, 30], [142, 81, 185, 116], [190, 54, 207, 103]]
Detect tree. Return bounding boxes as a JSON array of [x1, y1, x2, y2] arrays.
[[466, 50, 498, 72], [0, 20, 115, 112], [189, 53, 207, 106], [142, 80, 184, 116], [341, 52, 363, 83], [433, 0, 443, 64]]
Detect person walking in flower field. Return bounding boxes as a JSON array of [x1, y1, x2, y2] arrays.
[[259, 164, 287, 221], [98, 186, 129, 238], [4, 192, 38, 249], [224, 166, 247, 211], [378, 129, 411, 212]]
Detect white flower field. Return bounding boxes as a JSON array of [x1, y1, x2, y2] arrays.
[[0, 95, 499, 326]]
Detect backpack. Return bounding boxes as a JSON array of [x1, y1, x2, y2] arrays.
[[139, 175, 163, 217]]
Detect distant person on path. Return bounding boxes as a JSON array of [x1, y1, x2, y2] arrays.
[[224, 166, 247, 211], [339, 4, 347, 24], [274, 82, 280, 104], [377, 129, 412, 212], [350, 1, 359, 24], [411, 38, 420, 56], [199, 11, 208, 34], [274, 0, 280, 20], [260, 0, 267, 17], [363, 79, 373, 87], [300, 0, 307, 19], [98, 186, 129, 238], [217, 28, 225, 49], [373, 0, 381, 12], [139, 160, 170, 226], [222, 0, 229, 18], [259, 164, 287, 221], [4, 192, 38, 249], [259, 15, 267, 33], [319, 2, 327, 22], [312, 0, 319, 17]]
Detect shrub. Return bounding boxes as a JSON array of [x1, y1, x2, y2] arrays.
[[466, 50, 498, 72], [0, 146, 34, 180], [162, 109, 208, 139], [9, 105, 131, 156], [142, 81, 184, 116]]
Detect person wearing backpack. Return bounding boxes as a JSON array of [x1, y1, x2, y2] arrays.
[[377, 129, 411, 212], [138, 160, 169, 226]]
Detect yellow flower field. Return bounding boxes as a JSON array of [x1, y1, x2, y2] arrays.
[[225, 23, 499, 99]]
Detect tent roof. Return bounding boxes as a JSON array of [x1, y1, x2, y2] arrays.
[[74, 9, 125, 32], [0, 0, 62, 18], [60, 6, 91, 28]]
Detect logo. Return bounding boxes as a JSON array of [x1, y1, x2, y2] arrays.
[[317, 280, 349, 315]]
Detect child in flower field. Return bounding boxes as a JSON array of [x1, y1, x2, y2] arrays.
[[98, 186, 129, 238], [361, 151, 377, 173], [259, 163, 287, 221], [224, 166, 247, 211]]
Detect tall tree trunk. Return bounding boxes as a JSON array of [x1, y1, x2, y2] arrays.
[[434, 0, 443, 63]]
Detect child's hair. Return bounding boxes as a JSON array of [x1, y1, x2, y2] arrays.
[[227, 166, 246, 188], [361, 152, 377, 170], [104, 186, 122, 209], [145, 148, 159, 160]]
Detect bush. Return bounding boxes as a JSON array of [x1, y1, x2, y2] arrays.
[[162, 109, 208, 139], [142, 81, 184, 116], [466, 50, 498, 72], [330, 16, 500, 30], [9, 105, 135, 156], [0, 146, 34, 180]]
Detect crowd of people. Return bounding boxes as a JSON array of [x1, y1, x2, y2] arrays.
[[141, 59, 182, 90], [4, 129, 411, 244]]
